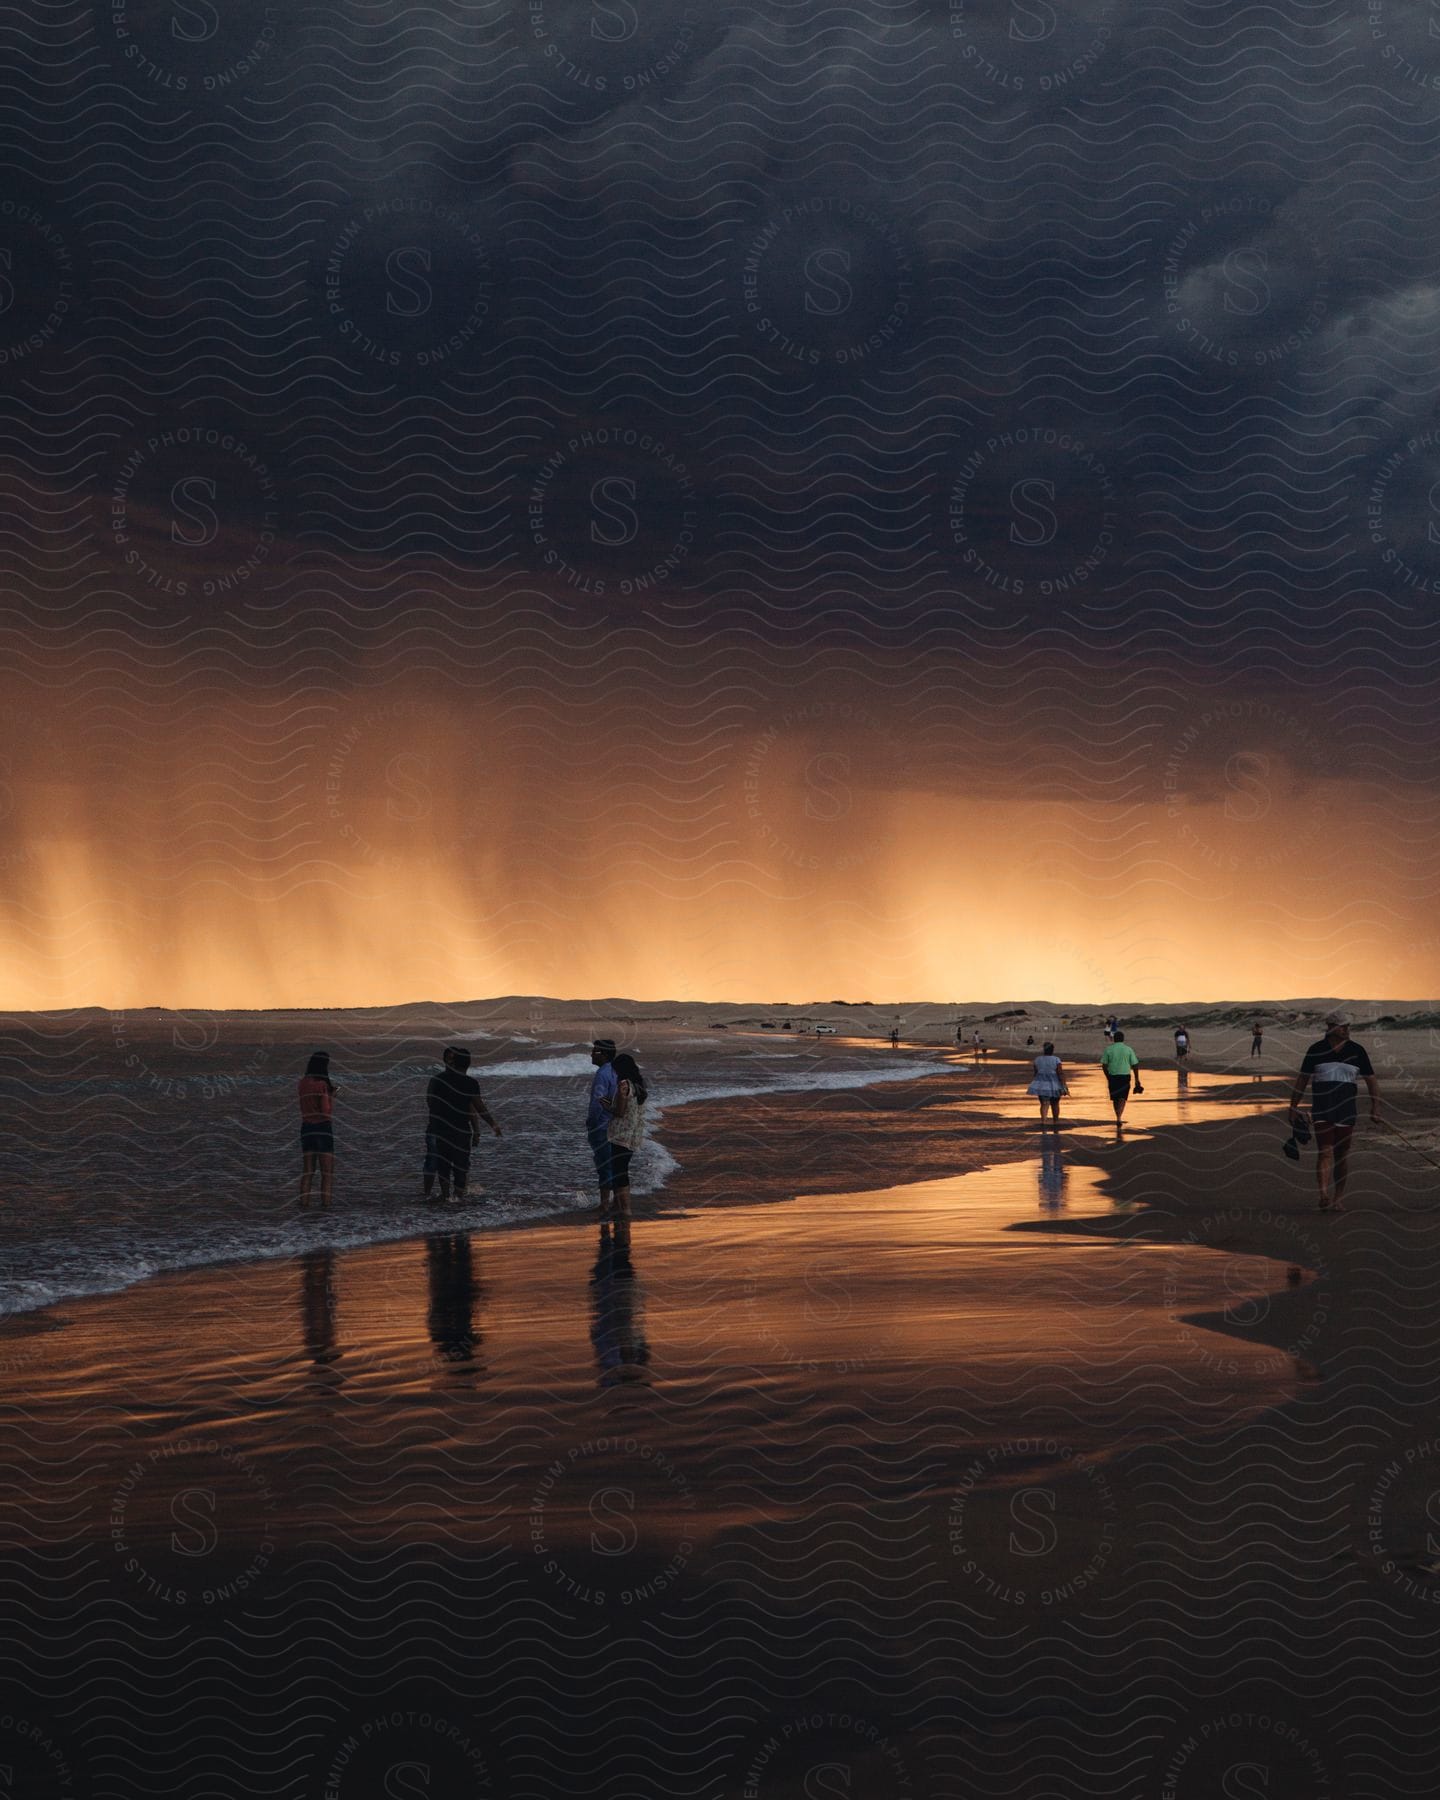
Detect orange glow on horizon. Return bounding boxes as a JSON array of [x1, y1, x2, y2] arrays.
[[1, 691, 1434, 1010]]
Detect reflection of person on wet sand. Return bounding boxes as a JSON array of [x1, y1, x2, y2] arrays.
[[299, 1247, 339, 1366], [1037, 1137, 1067, 1210], [1099, 1031, 1142, 1129], [1026, 1041, 1069, 1127], [589, 1217, 651, 1387], [426, 1233, 481, 1364]]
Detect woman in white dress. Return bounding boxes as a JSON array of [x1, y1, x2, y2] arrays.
[[1026, 1040, 1069, 1127]]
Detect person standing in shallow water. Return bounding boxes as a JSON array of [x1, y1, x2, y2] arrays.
[[603, 1051, 648, 1219], [1099, 1030, 1142, 1129], [425, 1046, 500, 1206], [298, 1051, 338, 1207], [587, 1038, 619, 1213]]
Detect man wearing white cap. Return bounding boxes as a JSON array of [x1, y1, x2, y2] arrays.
[[1288, 1013, 1381, 1212]]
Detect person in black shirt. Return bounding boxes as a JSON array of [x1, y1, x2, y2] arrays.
[[1288, 1013, 1381, 1212], [422, 1046, 501, 1204]]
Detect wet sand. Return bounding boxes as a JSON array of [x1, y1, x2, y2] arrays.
[[2, 1046, 1440, 1796]]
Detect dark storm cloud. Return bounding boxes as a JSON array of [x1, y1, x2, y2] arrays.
[[7, 2, 1440, 696]]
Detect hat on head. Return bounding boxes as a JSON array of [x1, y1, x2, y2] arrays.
[[1323, 1012, 1349, 1028], [593, 1038, 617, 1056]]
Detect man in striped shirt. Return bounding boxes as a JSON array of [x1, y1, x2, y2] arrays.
[[1288, 1013, 1381, 1213]]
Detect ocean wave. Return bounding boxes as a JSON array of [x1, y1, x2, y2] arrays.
[[0, 1036, 961, 1319]]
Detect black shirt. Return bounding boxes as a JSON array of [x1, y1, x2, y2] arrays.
[[427, 1068, 481, 1144], [1300, 1037, 1374, 1119]]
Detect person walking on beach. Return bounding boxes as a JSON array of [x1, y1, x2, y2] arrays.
[[1026, 1041, 1069, 1127], [1174, 1024, 1190, 1062], [1251, 1020, 1264, 1059], [890, 1023, 900, 1049], [1288, 1013, 1381, 1212], [603, 1051, 648, 1219], [425, 1047, 501, 1205], [1104, 1014, 1116, 1043], [587, 1038, 619, 1212], [1099, 1030, 1143, 1128], [298, 1051, 338, 1208]]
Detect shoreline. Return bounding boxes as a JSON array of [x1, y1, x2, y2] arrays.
[[3, 1048, 1436, 1799], [0, 1045, 970, 1324], [0, 1049, 1315, 1375]]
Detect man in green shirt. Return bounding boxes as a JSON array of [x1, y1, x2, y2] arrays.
[[1099, 1031, 1143, 1126]]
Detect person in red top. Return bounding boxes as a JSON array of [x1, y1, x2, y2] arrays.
[[298, 1050, 339, 1207]]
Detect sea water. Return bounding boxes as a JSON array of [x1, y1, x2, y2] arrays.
[[0, 1004, 957, 1316]]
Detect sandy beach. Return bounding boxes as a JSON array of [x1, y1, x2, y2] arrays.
[[3, 1017, 1439, 1797]]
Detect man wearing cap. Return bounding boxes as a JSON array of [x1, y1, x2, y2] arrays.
[[1289, 1014, 1381, 1212], [587, 1039, 619, 1211]]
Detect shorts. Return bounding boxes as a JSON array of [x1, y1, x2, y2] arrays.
[[608, 1144, 633, 1189], [1312, 1101, 1356, 1142], [1106, 1074, 1132, 1104], [589, 1128, 614, 1192], [430, 1136, 472, 1181], [300, 1122, 334, 1155]]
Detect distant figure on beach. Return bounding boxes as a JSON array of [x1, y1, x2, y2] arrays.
[[424, 1046, 501, 1206], [955, 1024, 964, 1048], [602, 1051, 648, 1219], [1025, 1034, 1035, 1047], [588, 1038, 619, 1212], [1251, 1021, 1264, 1058], [1289, 1013, 1381, 1213], [1104, 1014, 1117, 1042], [890, 1024, 900, 1049], [1026, 1041, 1068, 1127], [1174, 1025, 1191, 1061], [1099, 1031, 1142, 1127], [298, 1050, 338, 1207]]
